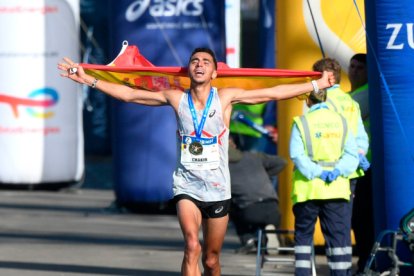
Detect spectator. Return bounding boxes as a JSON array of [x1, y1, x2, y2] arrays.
[[230, 103, 267, 151], [228, 138, 287, 254], [349, 53, 375, 274], [313, 57, 371, 274]]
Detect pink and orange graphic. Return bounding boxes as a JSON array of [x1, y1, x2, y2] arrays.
[[0, 88, 59, 119]]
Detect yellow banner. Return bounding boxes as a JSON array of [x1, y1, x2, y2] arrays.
[[277, 0, 365, 245]]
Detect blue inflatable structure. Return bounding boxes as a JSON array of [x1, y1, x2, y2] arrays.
[[366, 0, 414, 272], [365, 0, 414, 237]]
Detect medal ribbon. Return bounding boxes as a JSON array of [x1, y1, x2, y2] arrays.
[[188, 87, 214, 140]]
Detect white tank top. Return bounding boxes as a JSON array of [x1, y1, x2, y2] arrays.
[[173, 87, 231, 202]]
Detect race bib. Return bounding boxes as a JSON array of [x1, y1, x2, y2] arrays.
[[180, 135, 220, 170]]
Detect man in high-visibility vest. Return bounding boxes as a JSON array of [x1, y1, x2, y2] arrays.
[[312, 58, 369, 176], [289, 87, 359, 276], [349, 54, 369, 133], [348, 53, 374, 274], [230, 103, 267, 151], [313, 57, 371, 274]]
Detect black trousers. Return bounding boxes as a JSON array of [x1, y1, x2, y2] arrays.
[[294, 199, 352, 276], [352, 169, 375, 272], [230, 200, 281, 244]]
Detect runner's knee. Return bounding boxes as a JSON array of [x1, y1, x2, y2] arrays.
[[202, 252, 220, 271], [185, 238, 202, 256]]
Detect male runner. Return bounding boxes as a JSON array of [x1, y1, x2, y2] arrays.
[[59, 48, 335, 276]]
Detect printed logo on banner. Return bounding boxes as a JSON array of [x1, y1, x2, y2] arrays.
[[386, 23, 414, 50], [125, 0, 204, 22], [0, 87, 59, 119]]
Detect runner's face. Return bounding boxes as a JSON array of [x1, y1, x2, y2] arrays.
[[188, 52, 217, 84]]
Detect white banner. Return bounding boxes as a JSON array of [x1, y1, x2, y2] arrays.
[[225, 0, 241, 68], [0, 0, 83, 184]]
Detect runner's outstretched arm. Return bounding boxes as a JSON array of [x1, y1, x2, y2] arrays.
[[224, 71, 335, 105], [58, 57, 174, 106]]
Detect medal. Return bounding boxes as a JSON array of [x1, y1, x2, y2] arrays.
[[187, 88, 214, 156], [189, 141, 203, 155]]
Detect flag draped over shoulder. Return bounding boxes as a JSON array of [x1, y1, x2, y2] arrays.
[[81, 41, 320, 91]]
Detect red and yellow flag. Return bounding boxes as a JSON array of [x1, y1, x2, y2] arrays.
[[82, 43, 320, 91]]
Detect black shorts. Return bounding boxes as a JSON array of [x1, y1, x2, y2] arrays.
[[174, 194, 231, 219]]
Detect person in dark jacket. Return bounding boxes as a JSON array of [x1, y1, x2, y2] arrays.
[[228, 139, 287, 253]]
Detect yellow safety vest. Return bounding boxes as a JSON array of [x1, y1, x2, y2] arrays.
[[350, 84, 371, 161], [326, 87, 365, 178], [292, 108, 351, 205], [230, 103, 266, 138]]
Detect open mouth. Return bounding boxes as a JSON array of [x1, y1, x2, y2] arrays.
[[195, 69, 204, 76]]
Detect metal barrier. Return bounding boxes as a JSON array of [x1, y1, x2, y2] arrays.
[[255, 228, 316, 276]]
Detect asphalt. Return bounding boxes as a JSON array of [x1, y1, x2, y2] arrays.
[[0, 157, 352, 276]]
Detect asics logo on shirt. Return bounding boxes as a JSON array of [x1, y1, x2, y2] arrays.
[[209, 109, 216, 118]]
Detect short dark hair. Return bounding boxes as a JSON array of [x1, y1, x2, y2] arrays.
[[312, 58, 341, 84], [308, 88, 327, 103], [189, 47, 218, 69], [350, 53, 367, 65]]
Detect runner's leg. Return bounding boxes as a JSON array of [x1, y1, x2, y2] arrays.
[[177, 199, 203, 276], [202, 215, 229, 276]]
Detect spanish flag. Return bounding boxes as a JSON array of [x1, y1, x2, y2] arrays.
[[82, 41, 320, 91]]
